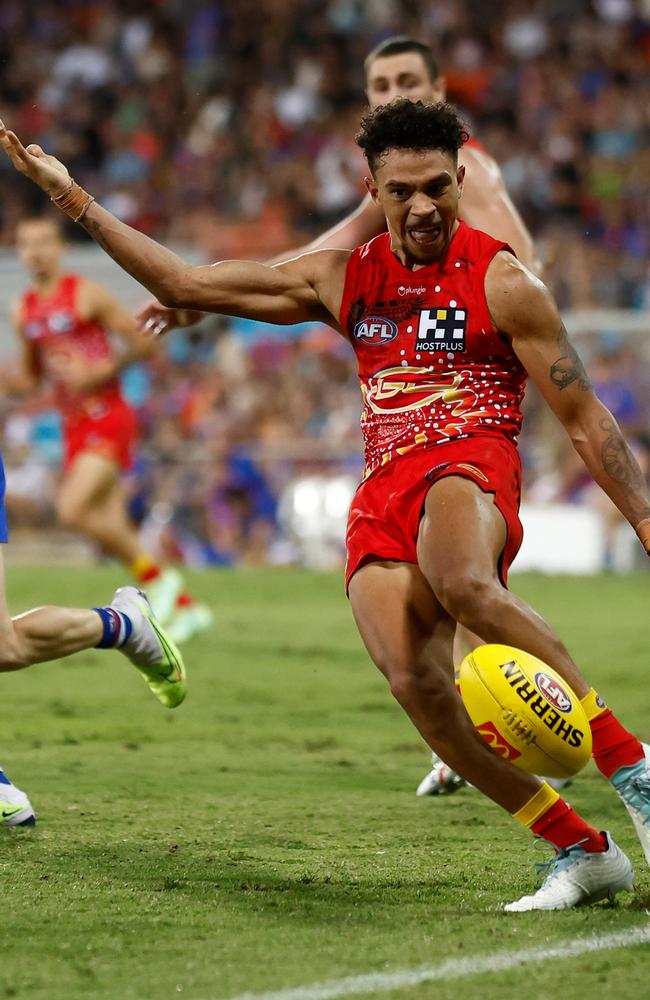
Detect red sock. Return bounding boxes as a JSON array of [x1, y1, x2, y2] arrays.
[[131, 554, 162, 585], [139, 565, 162, 584], [531, 798, 607, 853], [581, 690, 643, 779], [176, 592, 194, 609], [514, 783, 607, 853]]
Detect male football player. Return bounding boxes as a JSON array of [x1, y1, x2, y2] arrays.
[[136, 36, 540, 794], [9, 217, 212, 643], [5, 100, 650, 910]]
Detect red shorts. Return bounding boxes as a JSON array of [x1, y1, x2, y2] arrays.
[[345, 436, 523, 590], [63, 397, 138, 471]]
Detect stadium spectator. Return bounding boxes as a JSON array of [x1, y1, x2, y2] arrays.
[[0, 0, 648, 308]]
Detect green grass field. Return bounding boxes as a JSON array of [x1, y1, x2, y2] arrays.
[[1, 567, 649, 1000]]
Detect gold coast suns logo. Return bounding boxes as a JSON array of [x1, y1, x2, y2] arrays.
[[361, 366, 483, 436]]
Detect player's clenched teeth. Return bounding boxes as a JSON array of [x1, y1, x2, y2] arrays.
[[408, 224, 442, 244]]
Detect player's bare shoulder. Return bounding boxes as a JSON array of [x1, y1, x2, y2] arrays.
[[274, 248, 352, 328], [458, 141, 502, 188], [484, 250, 557, 341]]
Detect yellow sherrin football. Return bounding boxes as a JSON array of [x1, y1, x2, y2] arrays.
[[459, 644, 592, 778]]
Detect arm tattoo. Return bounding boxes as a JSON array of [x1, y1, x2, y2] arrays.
[[600, 416, 650, 521], [549, 324, 592, 391]]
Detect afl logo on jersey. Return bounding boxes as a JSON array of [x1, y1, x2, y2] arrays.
[[354, 316, 398, 345], [49, 311, 74, 334]]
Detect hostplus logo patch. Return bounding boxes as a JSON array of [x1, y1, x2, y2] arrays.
[[416, 302, 467, 352]]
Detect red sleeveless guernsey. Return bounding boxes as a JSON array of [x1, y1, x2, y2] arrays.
[[20, 274, 123, 423], [339, 221, 527, 478]]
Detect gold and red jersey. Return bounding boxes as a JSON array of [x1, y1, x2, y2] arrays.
[[339, 222, 527, 477], [19, 273, 123, 424]]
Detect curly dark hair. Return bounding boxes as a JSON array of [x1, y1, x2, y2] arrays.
[[356, 99, 470, 174]]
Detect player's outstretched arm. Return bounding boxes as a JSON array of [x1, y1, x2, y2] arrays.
[[0, 122, 344, 328], [135, 195, 381, 335], [486, 253, 650, 552]]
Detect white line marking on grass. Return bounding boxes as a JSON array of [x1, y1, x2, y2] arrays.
[[222, 924, 650, 1000]]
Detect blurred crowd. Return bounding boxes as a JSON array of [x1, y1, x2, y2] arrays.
[[1, 0, 649, 306], [1, 0, 650, 566], [1, 319, 365, 566]]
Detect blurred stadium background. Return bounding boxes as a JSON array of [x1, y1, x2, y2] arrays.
[[1, 0, 650, 574]]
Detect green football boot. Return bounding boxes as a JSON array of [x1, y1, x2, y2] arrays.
[[111, 586, 187, 708]]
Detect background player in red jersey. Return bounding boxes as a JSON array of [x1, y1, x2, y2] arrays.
[[7, 99, 650, 910], [8, 217, 212, 643], [136, 35, 536, 793]]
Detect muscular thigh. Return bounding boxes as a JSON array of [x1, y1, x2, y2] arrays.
[[417, 475, 506, 592], [348, 560, 455, 684]]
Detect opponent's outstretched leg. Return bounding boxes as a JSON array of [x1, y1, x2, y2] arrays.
[[0, 768, 35, 827], [0, 547, 187, 829]]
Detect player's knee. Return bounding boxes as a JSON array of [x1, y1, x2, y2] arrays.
[[388, 661, 450, 714], [56, 496, 85, 530], [435, 571, 499, 626]]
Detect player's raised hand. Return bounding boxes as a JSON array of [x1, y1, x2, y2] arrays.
[[136, 300, 206, 337], [0, 120, 71, 197]]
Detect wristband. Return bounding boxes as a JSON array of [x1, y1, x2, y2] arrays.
[[52, 180, 95, 223], [635, 517, 650, 550]]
